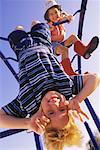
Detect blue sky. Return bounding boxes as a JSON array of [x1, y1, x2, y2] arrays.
[[0, 0, 100, 150]]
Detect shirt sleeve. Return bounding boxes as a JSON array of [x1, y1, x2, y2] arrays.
[[1, 96, 27, 118]]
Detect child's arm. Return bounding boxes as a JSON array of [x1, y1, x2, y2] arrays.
[[0, 106, 50, 134], [68, 74, 100, 121], [68, 98, 89, 122], [0, 109, 30, 129]]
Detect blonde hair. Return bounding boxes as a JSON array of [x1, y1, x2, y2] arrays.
[[43, 117, 82, 150]]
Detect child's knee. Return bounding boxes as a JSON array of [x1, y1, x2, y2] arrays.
[[70, 34, 78, 42], [83, 73, 98, 84]]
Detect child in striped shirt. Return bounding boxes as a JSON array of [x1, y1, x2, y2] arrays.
[[0, 21, 100, 150]]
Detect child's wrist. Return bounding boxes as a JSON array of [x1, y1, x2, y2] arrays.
[[73, 95, 81, 104]]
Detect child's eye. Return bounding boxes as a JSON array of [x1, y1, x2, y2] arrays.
[[48, 111, 54, 115], [59, 108, 66, 112], [49, 13, 54, 16]]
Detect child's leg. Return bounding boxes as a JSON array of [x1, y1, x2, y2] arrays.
[[61, 58, 78, 76], [63, 34, 99, 59], [55, 45, 78, 75], [63, 34, 78, 47]]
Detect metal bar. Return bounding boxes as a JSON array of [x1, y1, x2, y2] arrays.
[[4, 57, 18, 62], [0, 51, 19, 81], [77, 0, 88, 74], [53, 9, 81, 26], [34, 133, 44, 150], [0, 37, 8, 41], [53, 19, 69, 26], [84, 121, 100, 149], [0, 129, 26, 138], [85, 98, 100, 132]]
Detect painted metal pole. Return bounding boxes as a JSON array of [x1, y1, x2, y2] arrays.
[[77, 0, 88, 74], [84, 121, 100, 149], [85, 98, 100, 132], [0, 129, 26, 138], [34, 133, 44, 150], [0, 36, 8, 41], [0, 51, 19, 81], [53, 10, 81, 26]]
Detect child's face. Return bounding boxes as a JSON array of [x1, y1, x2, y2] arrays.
[[41, 91, 69, 129], [48, 7, 61, 22]]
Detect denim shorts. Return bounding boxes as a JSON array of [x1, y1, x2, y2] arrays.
[[52, 41, 71, 56], [52, 41, 64, 56]]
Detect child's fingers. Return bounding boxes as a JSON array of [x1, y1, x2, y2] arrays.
[[35, 119, 45, 134], [41, 115, 50, 123], [79, 110, 89, 120], [73, 111, 84, 122], [40, 115, 50, 126], [78, 114, 84, 122], [36, 119, 45, 129], [72, 110, 81, 119], [70, 110, 83, 122], [35, 115, 50, 129], [71, 109, 89, 122]]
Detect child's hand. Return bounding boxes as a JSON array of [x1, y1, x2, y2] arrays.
[[48, 22, 55, 31], [66, 15, 74, 22], [29, 106, 50, 134], [61, 12, 74, 23], [68, 98, 89, 122]]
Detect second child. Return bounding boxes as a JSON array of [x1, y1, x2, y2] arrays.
[[44, 0, 99, 75]]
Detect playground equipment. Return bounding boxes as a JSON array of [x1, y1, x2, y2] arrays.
[[0, 0, 100, 149]]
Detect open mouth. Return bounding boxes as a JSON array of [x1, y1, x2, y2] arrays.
[[48, 95, 60, 103]]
